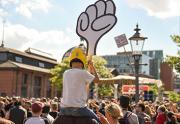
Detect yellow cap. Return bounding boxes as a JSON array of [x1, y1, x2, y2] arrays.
[[69, 47, 86, 66]]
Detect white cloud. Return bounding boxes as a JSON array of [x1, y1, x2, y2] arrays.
[[126, 0, 180, 19], [0, 0, 18, 18], [0, 23, 78, 60], [0, 0, 52, 19], [0, 8, 8, 17], [16, 0, 52, 18], [0, 0, 18, 6]]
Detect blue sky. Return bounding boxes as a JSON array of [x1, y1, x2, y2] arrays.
[[0, 0, 179, 60]]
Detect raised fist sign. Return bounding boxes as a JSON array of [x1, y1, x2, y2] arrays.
[[76, 0, 117, 55]]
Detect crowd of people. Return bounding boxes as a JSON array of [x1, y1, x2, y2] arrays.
[[0, 96, 180, 124]]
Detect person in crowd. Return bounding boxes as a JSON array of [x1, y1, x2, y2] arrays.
[[106, 102, 122, 124], [97, 102, 122, 124], [119, 95, 139, 124], [99, 102, 106, 116], [59, 48, 100, 123], [135, 103, 151, 124], [155, 105, 167, 124], [24, 102, 50, 124], [168, 102, 178, 113], [49, 102, 59, 119], [6, 101, 27, 124], [42, 104, 54, 124], [0, 117, 15, 124], [145, 105, 153, 119], [24, 101, 32, 118], [0, 101, 5, 118], [166, 111, 177, 124]]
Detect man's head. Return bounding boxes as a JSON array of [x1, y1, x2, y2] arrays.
[[24, 101, 31, 110], [157, 105, 166, 113], [31, 102, 43, 116], [42, 104, 50, 114], [69, 47, 86, 69], [119, 95, 130, 109], [51, 102, 58, 111], [14, 101, 21, 107], [136, 103, 145, 113]]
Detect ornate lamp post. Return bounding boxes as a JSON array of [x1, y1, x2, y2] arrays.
[[129, 24, 148, 103]]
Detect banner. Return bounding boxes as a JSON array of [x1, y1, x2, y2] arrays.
[[114, 34, 128, 48]]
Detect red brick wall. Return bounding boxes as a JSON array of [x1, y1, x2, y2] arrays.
[[160, 62, 173, 91], [0, 70, 16, 96], [0, 68, 52, 97]]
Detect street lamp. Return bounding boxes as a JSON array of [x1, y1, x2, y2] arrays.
[[129, 24, 148, 103]]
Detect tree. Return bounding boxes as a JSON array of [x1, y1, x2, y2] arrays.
[[166, 55, 180, 73], [50, 56, 114, 97], [168, 91, 180, 102], [166, 35, 180, 73], [50, 59, 70, 96], [92, 56, 114, 97], [149, 84, 158, 96], [171, 35, 180, 47]]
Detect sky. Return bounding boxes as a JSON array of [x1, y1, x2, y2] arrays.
[[0, 0, 180, 61]]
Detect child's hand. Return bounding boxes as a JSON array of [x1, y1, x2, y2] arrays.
[[88, 60, 95, 74]]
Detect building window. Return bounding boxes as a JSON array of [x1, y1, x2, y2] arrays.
[[149, 51, 153, 57], [34, 76, 41, 98], [39, 62, 45, 68], [15, 56, 22, 63], [0, 92, 7, 97], [21, 74, 28, 97], [175, 84, 180, 89], [0, 53, 7, 61]]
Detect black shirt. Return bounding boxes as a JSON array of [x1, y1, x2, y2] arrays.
[[49, 111, 59, 119]]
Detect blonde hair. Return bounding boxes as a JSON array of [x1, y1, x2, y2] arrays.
[[51, 102, 58, 111], [105, 103, 122, 119]]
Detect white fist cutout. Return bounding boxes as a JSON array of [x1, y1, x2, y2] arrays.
[[76, 0, 117, 55]]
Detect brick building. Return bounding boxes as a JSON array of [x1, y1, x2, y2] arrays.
[[160, 62, 174, 91], [0, 47, 58, 98]]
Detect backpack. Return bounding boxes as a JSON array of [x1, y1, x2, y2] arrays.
[[119, 112, 132, 124]]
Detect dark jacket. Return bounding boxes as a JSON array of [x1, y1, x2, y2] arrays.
[[9, 106, 27, 124], [53, 115, 99, 124]]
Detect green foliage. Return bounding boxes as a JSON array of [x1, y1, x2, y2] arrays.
[[165, 35, 180, 73], [149, 84, 158, 96], [92, 56, 113, 78], [92, 56, 114, 97], [168, 91, 180, 103], [50, 59, 70, 94], [98, 84, 114, 97], [166, 55, 180, 73], [171, 35, 180, 47]]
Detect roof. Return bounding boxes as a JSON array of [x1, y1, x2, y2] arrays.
[[0, 61, 17, 68], [0, 61, 50, 74], [100, 75, 162, 87], [0, 47, 57, 64]]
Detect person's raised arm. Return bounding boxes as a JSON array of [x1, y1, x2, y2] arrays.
[[88, 60, 99, 83]]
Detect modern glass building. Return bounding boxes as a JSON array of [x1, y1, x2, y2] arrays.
[[102, 50, 163, 79]]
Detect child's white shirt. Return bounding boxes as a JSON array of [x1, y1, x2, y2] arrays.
[[61, 68, 95, 108]]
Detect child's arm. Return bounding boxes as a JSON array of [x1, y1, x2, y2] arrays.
[[88, 60, 99, 83]]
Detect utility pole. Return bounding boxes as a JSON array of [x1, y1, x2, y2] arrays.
[[1, 19, 6, 47]]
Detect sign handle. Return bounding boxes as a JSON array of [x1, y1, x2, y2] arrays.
[[123, 46, 134, 74]]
